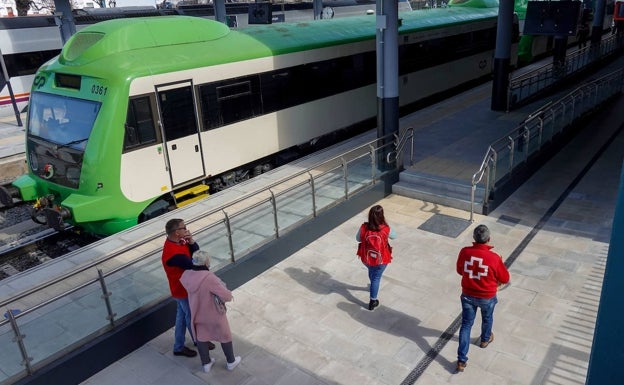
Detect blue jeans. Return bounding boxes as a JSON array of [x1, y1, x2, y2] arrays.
[[367, 264, 387, 299], [457, 294, 498, 363], [173, 297, 194, 352]]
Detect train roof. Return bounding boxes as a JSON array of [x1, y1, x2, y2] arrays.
[[59, 6, 498, 64]]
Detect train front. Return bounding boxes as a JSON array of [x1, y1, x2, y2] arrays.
[[11, 68, 114, 234], [7, 21, 138, 236]]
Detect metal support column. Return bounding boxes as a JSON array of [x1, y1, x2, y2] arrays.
[[376, 0, 399, 169], [214, 0, 227, 24], [53, 0, 76, 44], [491, 0, 514, 111], [553, 36, 568, 71], [591, 0, 606, 45], [314, 0, 323, 19]]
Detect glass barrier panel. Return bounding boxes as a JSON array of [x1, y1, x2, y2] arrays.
[[195, 222, 235, 268], [345, 156, 374, 193], [19, 282, 110, 369], [551, 108, 565, 133], [511, 144, 525, 170], [229, 200, 277, 258], [542, 114, 555, 142], [103, 258, 170, 321], [0, 318, 27, 383], [493, 149, 511, 185], [311, 170, 346, 212], [274, 183, 314, 233], [527, 128, 541, 156]]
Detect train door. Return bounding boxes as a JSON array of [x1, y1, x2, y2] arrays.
[[156, 81, 205, 187]]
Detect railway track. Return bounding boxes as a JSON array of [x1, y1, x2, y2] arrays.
[[0, 217, 98, 280], [0, 228, 58, 278]]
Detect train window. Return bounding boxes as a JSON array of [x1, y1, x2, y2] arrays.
[[199, 75, 261, 130], [2, 50, 60, 77], [216, 80, 255, 125], [618, 1, 624, 19], [199, 54, 375, 129], [471, 29, 497, 52], [304, 61, 340, 99], [259, 69, 293, 114], [27, 92, 100, 150], [339, 53, 375, 91], [158, 85, 198, 141], [55, 73, 81, 90], [124, 96, 158, 151], [399, 26, 496, 75], [400, 40, 437, 75]]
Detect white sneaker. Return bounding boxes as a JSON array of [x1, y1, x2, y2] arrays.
[[202, 358, 216, 373], [226, 356, 241, 371]]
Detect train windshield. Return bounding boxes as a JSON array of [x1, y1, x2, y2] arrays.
[[27, 92, 101, 150]]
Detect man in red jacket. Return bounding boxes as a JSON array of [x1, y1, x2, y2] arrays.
[[162, 218, 213, 357], [455, 224, 510, 372]]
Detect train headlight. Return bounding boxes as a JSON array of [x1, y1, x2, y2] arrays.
[[29, 151, 39, 171], [66, 167, 80, 186]]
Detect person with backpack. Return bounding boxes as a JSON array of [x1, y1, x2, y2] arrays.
[[356, 205, 396, 311]]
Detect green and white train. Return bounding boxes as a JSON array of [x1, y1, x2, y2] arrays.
[[4, 0, 517, 236]]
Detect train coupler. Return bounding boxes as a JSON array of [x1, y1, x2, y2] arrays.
[[31, 195, 72, 231], [41, 208, 72, 231], [0, 185, 20, 207]]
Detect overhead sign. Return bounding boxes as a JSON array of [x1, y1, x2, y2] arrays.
[[523, 0, 582, 36], [248, 3, 272, 24]]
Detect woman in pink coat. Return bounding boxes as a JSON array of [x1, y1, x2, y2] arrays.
[[180, 252, 241, 373]]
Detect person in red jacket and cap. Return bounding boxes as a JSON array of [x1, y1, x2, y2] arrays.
[[455, 224, 510, 373]]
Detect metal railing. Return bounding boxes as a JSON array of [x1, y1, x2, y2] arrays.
[[388, 127, 415, 167], [0, 127, 413, 384], [471, 68, 624, 221], [508, 34, 624, 110]]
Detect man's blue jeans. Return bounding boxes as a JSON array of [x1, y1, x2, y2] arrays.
[[367, 264, 387, 299], [457, 294, 498, 363], [173, 297, 194, 352]]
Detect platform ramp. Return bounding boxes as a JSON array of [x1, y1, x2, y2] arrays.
[[393, 65, 624, 218]]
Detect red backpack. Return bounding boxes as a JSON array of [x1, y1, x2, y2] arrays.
[[357, 224, 392, 266]]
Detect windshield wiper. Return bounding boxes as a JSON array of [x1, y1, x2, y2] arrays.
[[57, 138, 89, 150]]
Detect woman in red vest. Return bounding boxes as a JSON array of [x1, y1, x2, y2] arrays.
[[356, 205, 397, 311]]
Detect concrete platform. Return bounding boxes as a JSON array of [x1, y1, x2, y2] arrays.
[[76, 88, 624, 384], [0, 113, 26, 184], [2, 55, 623, 385], [78, 101, 622, 384]]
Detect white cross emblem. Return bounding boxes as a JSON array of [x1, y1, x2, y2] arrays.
[[464, 256, 488, 279]]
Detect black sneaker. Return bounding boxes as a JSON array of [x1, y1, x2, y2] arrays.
[[368, 299, 380, 311], [173, 347, 197, 357], [194, 341, 216, 350]]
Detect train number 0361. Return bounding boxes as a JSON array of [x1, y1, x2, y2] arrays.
[[91, 85, 108, 95]]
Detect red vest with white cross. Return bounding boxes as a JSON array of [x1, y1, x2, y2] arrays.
[[456, 242, 510, 298]]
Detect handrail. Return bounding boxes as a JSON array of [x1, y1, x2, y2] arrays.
[[0, 127, 411, 384], [470, 146, 495, 222], [508, 34, 623, 110], [387, 127, 414, 165], [182, 131, 397, 224], [0, 132, 395, 310], [471, 67, 624, 220]]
